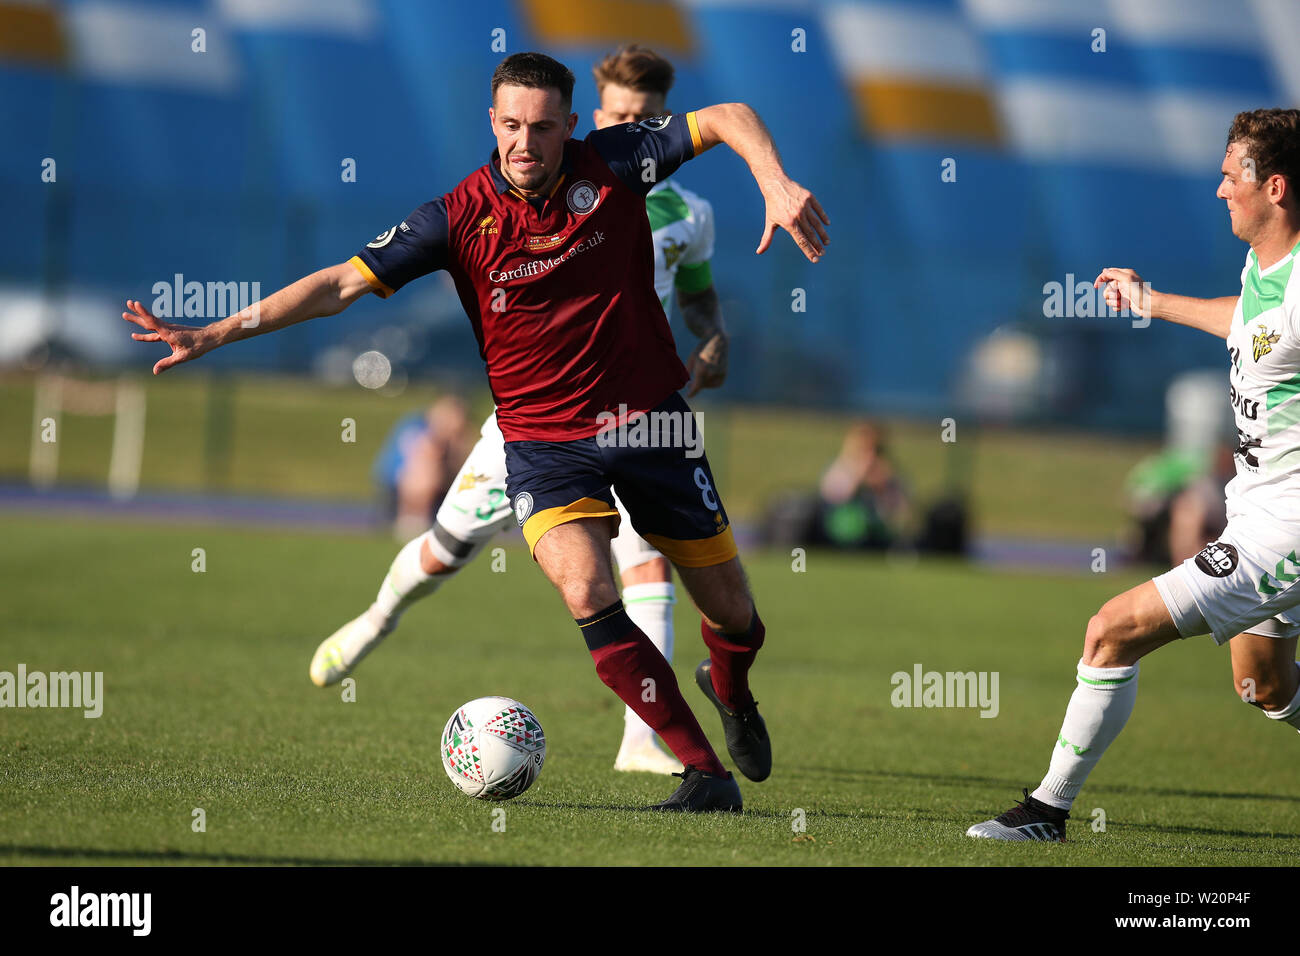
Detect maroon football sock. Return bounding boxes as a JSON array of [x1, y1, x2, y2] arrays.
[[579, 602, 726, 776], [701, 610, 765, 711]]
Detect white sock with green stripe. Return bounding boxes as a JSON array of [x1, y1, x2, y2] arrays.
[[366, 532, 447, 632], [1032, 659, 1140, 810], [620, 582, 675, 745]]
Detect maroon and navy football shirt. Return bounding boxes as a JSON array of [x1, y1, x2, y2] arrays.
[[350, 111, 704, 442]]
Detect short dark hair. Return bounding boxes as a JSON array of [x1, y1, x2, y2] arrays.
[[491, 52, 575, 112], [592, 44, 675, 99], [1227, 108, 1300, 197]]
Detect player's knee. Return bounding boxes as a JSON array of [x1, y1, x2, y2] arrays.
[[620, 557, 671, 588], [418, 533, 458, 576], [704, 597, 757, 636], [560, 579, 620, 620], [1236, 673, 1291, 710], [1083, 603, 1135, 666], [421, 552, 455, 575], [1082, 612, 1109, 664], [1234, 674, 1266, 709]]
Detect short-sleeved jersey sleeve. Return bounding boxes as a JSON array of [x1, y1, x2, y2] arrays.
[[1287, 267, 1300, 340], [681, 195, 714, 268], [1287, 300, 1300, 341], [350, 198, 449, 298], [589, 112, 703, 197], [673, 193, 715, 295]]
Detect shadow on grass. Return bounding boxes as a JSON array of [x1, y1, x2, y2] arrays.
[[514, 799, 876, 821], [804, 766, 1300, 844], [808, 766, 1300, 805], [1112, 822, 1300, 844], [0, 845, 498, 866]]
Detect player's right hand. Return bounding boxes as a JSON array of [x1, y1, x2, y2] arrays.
[[758, 177, 829, 263], [121, 300, 213, 375], [1094, 267, 1153, 318]]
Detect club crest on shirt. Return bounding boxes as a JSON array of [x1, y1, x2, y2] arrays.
[[1253, 327, 1280, 361], [566, 180, 599, 216], [662, 237, 687, 271], [513, 492, 534, 527], [1194, 541, 1239, 578]]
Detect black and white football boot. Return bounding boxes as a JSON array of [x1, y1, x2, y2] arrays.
[[966, 788, 1069, 842]]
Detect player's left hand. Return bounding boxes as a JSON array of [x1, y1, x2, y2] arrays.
[[685, 331, 729, 397], [758, 177, 829, 262]]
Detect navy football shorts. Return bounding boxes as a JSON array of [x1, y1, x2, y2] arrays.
[[504, 392, 736, 568]]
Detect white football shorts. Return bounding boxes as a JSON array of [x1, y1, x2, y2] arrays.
[[426, 413, 513, 567], [1153, 517, 1300, 644], [610, 490, 665, 574]]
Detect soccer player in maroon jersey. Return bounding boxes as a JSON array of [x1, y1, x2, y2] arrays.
[[124, 52, 829, 811]]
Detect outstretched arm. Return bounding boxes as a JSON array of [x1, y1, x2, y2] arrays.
[[692, 103, 829, 262], [1094, 267, 1236, 340], [124, 261, 373, 374]]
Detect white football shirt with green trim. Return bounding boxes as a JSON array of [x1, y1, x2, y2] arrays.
[[646, 179, 714, 315], [1225, 240, 1300, 527]]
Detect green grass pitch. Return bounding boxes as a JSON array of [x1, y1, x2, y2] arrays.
[[3, 514, 1299, 866]]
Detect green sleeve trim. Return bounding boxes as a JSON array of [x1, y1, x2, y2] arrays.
[[674, 260, 713, 295]]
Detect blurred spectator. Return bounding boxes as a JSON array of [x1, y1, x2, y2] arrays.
[[816, 421, 912, 548], [1125, 371, 1234, 565], [1166, 442, 1235, 565], [373, 395, 474, 538], [763, 420, 915, 551]]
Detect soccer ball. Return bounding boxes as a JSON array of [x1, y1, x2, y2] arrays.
[[440, 697, 546, 800]]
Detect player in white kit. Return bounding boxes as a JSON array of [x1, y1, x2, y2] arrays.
[[969, 108, 1300, 841], [309, 46, 729, 775]]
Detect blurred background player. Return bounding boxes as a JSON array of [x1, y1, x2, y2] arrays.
[[372, 394, 474, 540], [308, 45, 731, 777], [595, 45, 729, 773]]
